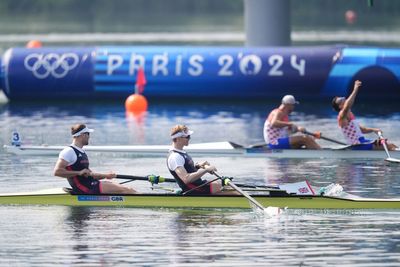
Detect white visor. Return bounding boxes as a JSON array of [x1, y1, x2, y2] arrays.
[[171, 130, 194, 139], [282, 95, 299, 105], [72, 127, 94, 137]]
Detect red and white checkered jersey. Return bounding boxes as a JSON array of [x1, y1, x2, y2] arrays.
[[263, 108, 290, 145], [338, 112, 364, 145]]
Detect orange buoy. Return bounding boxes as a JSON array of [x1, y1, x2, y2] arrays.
[[345, 10, 357, 25], [125, 93, 148, 114], [26, 40, 43, 48]]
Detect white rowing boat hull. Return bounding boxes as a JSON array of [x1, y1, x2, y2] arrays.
[[3, 142, 243, 156], [4, 142, 400, 159]]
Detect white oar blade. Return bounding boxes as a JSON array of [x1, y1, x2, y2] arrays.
[[229, 180, 282, 217], [385, 157, 400, 163], [264, 206, 284, 217], [250, 202, 283, 217]]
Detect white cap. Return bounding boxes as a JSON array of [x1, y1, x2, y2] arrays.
[[72, 127, 94, 137], [282, 95, 299, 105], [171, 129, 194, 139]]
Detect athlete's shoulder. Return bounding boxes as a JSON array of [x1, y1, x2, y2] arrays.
[[59, 146, 74, 155], [169, 149, 186, 158]]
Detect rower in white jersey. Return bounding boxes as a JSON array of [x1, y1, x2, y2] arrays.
[[332, 80, 397, 151], [167, 124, 239, 195], [263, 95, 321, 149]]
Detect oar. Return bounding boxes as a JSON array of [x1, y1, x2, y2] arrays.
[[377, 132, 400, 163], [212, 172, 282, 216], [182, 176, 221, 195], [234, 183, 280, 190], [247, 142, 268, 149], [304, 130, 346, 146], [117, 174, 281, 191], [116, 174, 176, 184]]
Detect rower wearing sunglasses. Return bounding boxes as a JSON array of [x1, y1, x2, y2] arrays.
[[167, 124, 238, 195], [332, 80, 397, 150], [54, 124, 137, 194]]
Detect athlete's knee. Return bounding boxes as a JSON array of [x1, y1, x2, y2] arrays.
[[387, 143, 398, 151]]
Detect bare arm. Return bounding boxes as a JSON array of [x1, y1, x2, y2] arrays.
[[339, 80, 361, 121], [53, 158, 115, 180], [359, 125, 381, 134], [270, 109, 306, 133], [270, 110, 294, 128], [174, 165, 216, 184]]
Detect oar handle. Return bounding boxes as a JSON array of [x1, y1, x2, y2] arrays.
[[116, 174, 176, 184], [376, 131, 392, 159]]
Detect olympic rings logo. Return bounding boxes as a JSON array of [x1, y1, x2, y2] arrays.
[[24, 53, 79, 79]]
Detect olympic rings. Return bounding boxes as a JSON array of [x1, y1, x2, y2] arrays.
[[24, 53, 79, 79]]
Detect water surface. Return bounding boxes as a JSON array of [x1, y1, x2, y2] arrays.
[[1, 100, 400, 266]]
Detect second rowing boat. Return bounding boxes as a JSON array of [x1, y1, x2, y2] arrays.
[[4, 141, 400, 159]]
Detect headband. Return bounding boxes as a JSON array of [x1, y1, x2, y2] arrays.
[[72, 127, 94, 137], [171, 130, 193, 139]]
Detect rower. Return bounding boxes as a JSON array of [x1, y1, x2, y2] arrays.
[[53, 124, 137, 194], [332, 80, 397, 150], [166, 125, 238, 195], [263, 95, 321, 149]]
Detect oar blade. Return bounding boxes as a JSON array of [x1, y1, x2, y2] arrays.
[[265, 206, 284, 216], [250, 203, 284, 217], [377, 132, 400, 163], [226, 179, 283, 216], [385, 157, 400, 163]]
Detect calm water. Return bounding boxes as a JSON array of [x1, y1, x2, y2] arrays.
[[1, 99, 400, 266]]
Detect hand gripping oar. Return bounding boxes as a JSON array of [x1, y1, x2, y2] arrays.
[[116, 174, 176, 185], [212, 172, 282, 216], [304, 130, 346, 146], [377, 132, 400, 163]]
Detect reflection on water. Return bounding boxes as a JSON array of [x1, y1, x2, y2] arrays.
[[1, 99, 400, 148], [2, 206, 399, 266], [1, 100, 400, 265]]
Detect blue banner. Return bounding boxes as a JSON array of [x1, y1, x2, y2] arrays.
[[1, 45, 400, 100]]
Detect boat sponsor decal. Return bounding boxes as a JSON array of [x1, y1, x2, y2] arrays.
[[279, 181, 315, 195], [77, 195, 125, 202]]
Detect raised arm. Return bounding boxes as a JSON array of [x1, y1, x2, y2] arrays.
[[340, 80, 362, 118]]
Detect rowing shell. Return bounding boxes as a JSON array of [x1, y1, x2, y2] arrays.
[[0, 188, 399, 209], [4, 141, 400, 159]]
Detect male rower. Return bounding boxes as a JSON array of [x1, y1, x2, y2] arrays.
[[54, 124, 137, 194], [263, 95, 321, 149], [332, 80, 397, 150], [167, 124, 238, 195]]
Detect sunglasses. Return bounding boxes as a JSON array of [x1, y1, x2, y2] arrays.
[[183, 135, 191, 139]]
